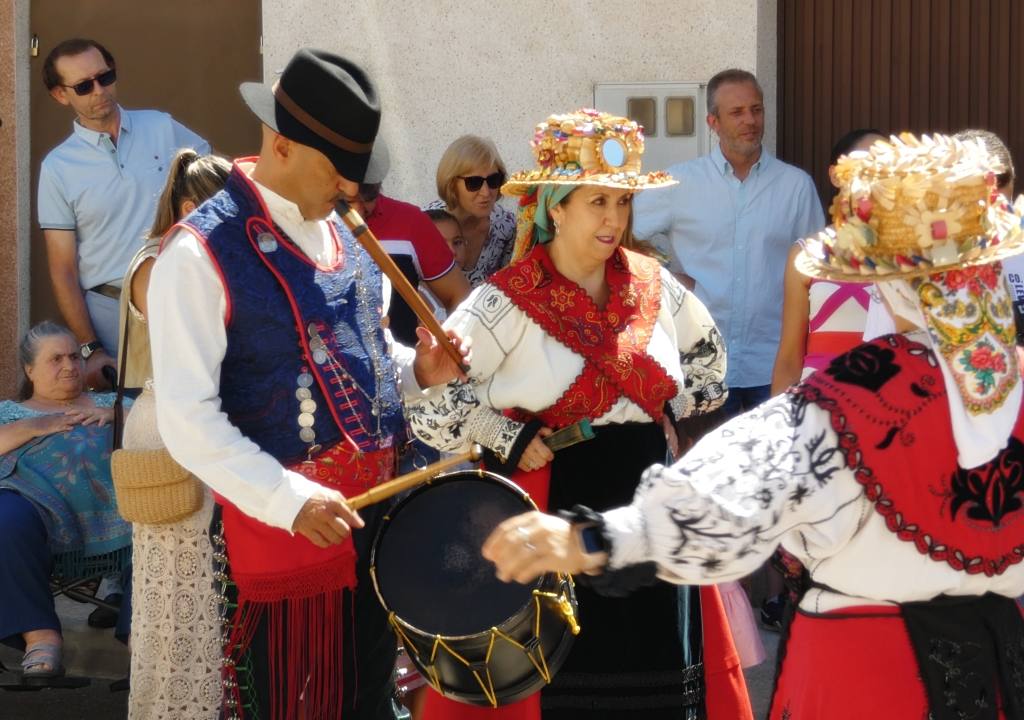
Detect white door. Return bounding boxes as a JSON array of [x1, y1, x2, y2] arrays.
[[593, 82, 713, 172]]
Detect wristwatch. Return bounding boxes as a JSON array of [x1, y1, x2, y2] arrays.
[[80, 340, 103, 360], [576, 523, 610, 555]]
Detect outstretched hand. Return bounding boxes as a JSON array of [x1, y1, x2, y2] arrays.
[[482, 511, 607, 584], [412, 326, 471, 388]]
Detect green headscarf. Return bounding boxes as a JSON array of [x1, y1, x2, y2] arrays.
[[511, 184, 575, 261]]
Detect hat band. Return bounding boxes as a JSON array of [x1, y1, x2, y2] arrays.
[[272, 81, 373, 155]]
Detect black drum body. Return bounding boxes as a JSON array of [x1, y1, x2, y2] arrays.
[[370, 470, 579, 707]]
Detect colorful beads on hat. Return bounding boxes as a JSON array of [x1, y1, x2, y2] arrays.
[[800, 132, 1024, 279], [504, 108, 677, 193]]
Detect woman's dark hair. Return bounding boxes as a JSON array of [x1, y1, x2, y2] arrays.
[[42, 38, 116, 91], [829, 129, 884, 166], [18, 321, 77, 400]]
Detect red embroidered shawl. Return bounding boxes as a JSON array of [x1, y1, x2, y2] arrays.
[[490, 244, 677, 428]]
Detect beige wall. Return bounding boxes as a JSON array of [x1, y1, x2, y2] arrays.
[[263, 0, 779, 206], [0, 0, 31, 396]]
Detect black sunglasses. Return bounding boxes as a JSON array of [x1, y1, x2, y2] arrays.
[[460, 172, 505, 192], [63, 68, 117, 97]]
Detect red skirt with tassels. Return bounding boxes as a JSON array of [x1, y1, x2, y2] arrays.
[[219, 444, 395, 720]]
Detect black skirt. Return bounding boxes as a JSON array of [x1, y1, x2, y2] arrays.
[[541, 422, 695, 719]]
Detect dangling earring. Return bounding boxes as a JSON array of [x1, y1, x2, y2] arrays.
[[553, 220, 560, 235]]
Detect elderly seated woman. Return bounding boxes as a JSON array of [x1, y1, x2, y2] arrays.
[[0, 321, 131, 680]]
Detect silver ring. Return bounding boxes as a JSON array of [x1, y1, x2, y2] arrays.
[[516, 526, 530, 539], [524, 542, 537, 552]]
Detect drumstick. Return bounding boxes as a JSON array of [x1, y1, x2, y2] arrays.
[[347, 444, 484, 510], [336, 200, 469, 373]]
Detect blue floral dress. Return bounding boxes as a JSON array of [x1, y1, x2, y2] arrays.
[[0, 393, 131, 577]]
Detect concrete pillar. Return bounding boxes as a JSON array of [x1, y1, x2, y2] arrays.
[[0, 0, 31, 396]]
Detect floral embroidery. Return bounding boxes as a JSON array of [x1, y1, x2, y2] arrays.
[[491, 244, 675, 426], [958, 339, 1009, 395], [913, 266, 1018, 414], [944, 264, 1001, 295], [949, 435, 1024, 527], [825, 344, 900, 392], [550, 285, 576, 312]]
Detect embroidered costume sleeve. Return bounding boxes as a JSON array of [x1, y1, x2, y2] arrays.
[[661, 268, 728, 420], [407, 380, 524, 460], [604, 391, 864, 584], [406, 283, 530, 461]]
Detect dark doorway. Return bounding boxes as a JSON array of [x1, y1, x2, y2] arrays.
[[778, 0, 1024, 210]]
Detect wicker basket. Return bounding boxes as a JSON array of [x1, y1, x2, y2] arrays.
[[111, 448, 203, 524]]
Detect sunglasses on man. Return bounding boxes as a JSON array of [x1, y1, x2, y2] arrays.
[[460, 172, 505, 192], [62, 68, 117, 97]]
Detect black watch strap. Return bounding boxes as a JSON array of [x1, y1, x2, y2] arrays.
[[558, 504, 612, 555], [80, 340, 103, 359]]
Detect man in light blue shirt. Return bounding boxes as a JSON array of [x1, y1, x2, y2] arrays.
[[38, 38, 209, 388], [634, 69, 824, 418]]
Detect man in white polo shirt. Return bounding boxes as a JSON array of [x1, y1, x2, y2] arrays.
[[634, 69, 824, 419], [37, 38, 208, 388]]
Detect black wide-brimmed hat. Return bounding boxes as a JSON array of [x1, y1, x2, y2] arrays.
[[240, 48, 380, 182]]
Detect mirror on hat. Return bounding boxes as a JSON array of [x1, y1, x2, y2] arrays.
[[601, 138, 627, 169]]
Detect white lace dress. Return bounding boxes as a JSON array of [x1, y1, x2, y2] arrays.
[[123, 358, 222, 715]]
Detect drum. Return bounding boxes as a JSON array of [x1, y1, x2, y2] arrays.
[[371, 469, 579, 708]]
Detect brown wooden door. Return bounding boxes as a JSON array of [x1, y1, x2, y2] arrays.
[[29, 0, 263, 325], [778, 0, 1024, 211]]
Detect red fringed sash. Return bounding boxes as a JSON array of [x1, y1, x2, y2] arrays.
[[220, 443, 395, 720], [490, 245, 677, 427]]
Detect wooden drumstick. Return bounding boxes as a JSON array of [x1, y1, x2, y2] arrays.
[[347, 444, 483, 510], [336, 200, 470, 373]]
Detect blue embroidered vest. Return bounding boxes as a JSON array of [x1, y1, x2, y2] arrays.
[[179, 167, 405, 464]]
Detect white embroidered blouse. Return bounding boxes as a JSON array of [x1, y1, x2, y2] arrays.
[[604, 330, 1024, 613], [407, 262, 728, 461]]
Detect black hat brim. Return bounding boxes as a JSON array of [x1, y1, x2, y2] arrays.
[[238, 80, 372, 182]]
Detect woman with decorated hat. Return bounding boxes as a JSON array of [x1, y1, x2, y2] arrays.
[[408, 109, 751, 719], [484, 132, 1024, 719]]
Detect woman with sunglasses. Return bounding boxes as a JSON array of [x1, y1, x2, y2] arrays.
[[425, 135, 516, 287], [409, 110, 750, 720]]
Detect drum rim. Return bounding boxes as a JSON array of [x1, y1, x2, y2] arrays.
[[369, 467, 544, 641]]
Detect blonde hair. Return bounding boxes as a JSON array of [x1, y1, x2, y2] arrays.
[[435, 135, 507, 210], [149, 150, 232, 239]]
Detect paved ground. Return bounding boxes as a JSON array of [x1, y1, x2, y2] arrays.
[[0, 600, 780, 719]]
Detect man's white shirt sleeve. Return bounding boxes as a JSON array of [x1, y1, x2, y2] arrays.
[[148, 227, 322, 532]]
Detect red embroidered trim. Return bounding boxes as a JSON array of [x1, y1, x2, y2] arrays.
[[792, 335, 1024, 577], [491, 245, 676, 427]]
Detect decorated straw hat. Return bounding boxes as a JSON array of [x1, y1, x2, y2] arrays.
[[796, 132, 1024, 281], [501, 108, 677, 195]]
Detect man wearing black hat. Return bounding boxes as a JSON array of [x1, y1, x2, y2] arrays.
[[146, 49, 465, 719]]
